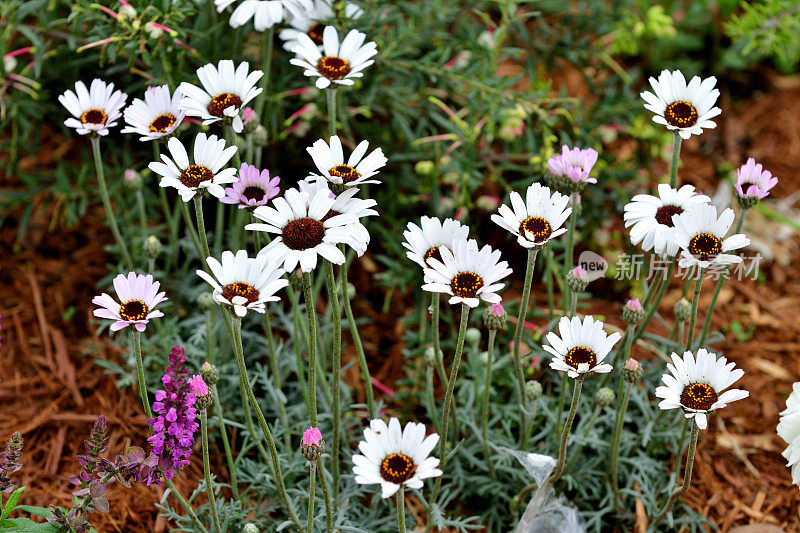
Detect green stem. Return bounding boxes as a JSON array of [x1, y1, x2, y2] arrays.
[[550, 375, 585, 483], [165, 479, 208, 533], [634, 262, 674, 343], [131, 330, 153, 420], [683, 268, 706, 352], [339, 244, 375, 418], [180, 201, 205, 263], [563, 193, 579, 278], [229, 315, 302, 529], [135, 190, 147, 232], [431, 304, 470, 503], [254, 27, 275, 127], [193, 196, 212, 260], [90, 136, 133, 268], [302, 272, 319, 426], [513, 248, 538, 448], [609, 379, 632, 507], [651, 421, 699, 529], [263, 310, 291, 449], [213, 199, 225, 256], [200, 410, 222, 533], [397, 486, 406, 533], [290, 287, 311, 410], [481, 329, 497, 478], [317, 457, 333, 533], [431, 292, 448, 391], [668, 133, 682, 188], [324, 260, 342, 505], [695, 210, 748, 348], [211, 384, 239, 500], [326, 88, 338, 138], [306, 461, 317, 533]]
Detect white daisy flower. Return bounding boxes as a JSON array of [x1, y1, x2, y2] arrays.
[[672, 203, 750, 270], [148, 133, 238, 202], [402, 216, 470, 270], [246, 188, 365, 272], [178, 60, 263, 133], [290, 25, 377, 90], [544, 315, 622, 378], [297, 180, 377, 256], [352, 417, 442, 499], [196, 250, 288, 317], [121, 85, 185, 142], [640, 69, 721, 140], [59, 79, 128, 136], [654, 348, 748, 430], [623, 183, 710, 257], [214, 0, 312, 31], [421, 239, 511, 308], [92, 272, 167, 332], [279, 0, 363, 52], [490, 182, 572, 249], [306, 135, 387, 189], [778, 382, 800, 486]]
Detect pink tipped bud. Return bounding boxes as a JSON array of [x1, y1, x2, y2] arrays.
[[476, 195, 501, 211], [571, 266, 587, 280], [625, 299, 642, 312], [302, 427, 323, 447], [622, 298, 645, 324], [242, 107, 257, 125], [624, 358, 639, 372], [623, 358, 642, 382]]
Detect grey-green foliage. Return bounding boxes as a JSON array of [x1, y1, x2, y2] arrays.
[[725, 0, 800, 72]]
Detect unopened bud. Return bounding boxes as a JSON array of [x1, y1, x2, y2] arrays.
[[737, 194, 759, 210], [189, 375, 212, 410], [300, 427, 325, 462], [143, 235, 162, 260], [566, 266, 589, 293], [252, 125, 268, 146], [201, 361, 218, 386], [465, 327, 481, 346], [415, 160, 435, 176], [483, 303, 507, 331], [525, 380, 543, 401], [124, 169, 142, 191], [623, 358, 642, 383], [197, 292, 216, 311], [424, 346, 440, 366], [622, 298, 645, 325], [594, 387, 615, 407], [674, 297, 691, 322]]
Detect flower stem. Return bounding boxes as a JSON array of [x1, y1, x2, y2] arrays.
[[430, 292, 449, 391], [180, 201, 205, 263], [165, 479, 208, 533], [609, 377, 632, 508], [563, 193, 579, 279], [211, 384, 239, 500], [306, 460, 317, 533], [302, 272, 319, 426], [317, 457, 334, 532], [324, 260, 343, 506], [90, 135, 133, 268], [634, 262, 674, 343], [131, 330, 153, 420], [200, 410, 222, 533], [550, 374, 585, 483], [695, 210, 748, 348], [326, 88, 338, 138], [263, 310, 291, 448], [683, 268, 706, 352], [339, 244, 375, 418], [193, 196, 212, 260], [229, 314, 302, 530], [135, 190, 147, 232], [431, 304, 471, 503], [254, 26, 275, 129], [513, 248, 538, 448], [481, 329, 497, 478], [397, 486, 406, 533], [669, 133, 682, 188], [651, 420, 699, 529]]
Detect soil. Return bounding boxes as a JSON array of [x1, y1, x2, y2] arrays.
[[3, 73, 800, 532]]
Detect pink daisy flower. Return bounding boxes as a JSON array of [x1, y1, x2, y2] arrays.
[[92, 272, 168, 332], [221, 164, 280, 209]]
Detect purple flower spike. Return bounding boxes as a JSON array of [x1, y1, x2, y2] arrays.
[[220, 163, 280, 209]]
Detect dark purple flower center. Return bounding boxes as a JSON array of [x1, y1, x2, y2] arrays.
[[424, 246, 443, 265], [564, 346, 597, 370], [450, 271, 484, 299], [120, 299, 148, 321], [150, 113, 176, 133], [329, 164, 361, 184], [282, 217, 325, 250], [379, 453, 416, 484], [317, 56, 351, 80], [221, 282, 260, 305], [519, 216, 552, 243], [179, 164, 213, 188], [308, 23, 325, 45], [207, 92, 242, 118], [664, 101, 698, 128], [680, 382, 717, 410], [688, 233, 721, 261], [242, 186, 266, 202], [654, 204, 683, 227], [81, 108, 108, 125]]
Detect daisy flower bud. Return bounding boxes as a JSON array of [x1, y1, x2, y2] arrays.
[[525, 380, 543, 401], [415, 160, 435, 175], [622, 298, 645, 325], [465, 327, 482, 346], [201, 361, 218, 386], [565, 266, 589, 293], [424, 346, 440, 367], [124, 169, 143, 191], [301, 427, 325, 462], [197, 292, 215, 312], [482, 303, 507, 331], [674, 297, 692, 322], [594, 387, 616, 408], [623, 358, 642, 383], [253, 125, 268, 145], [144, 235, 162, 260]]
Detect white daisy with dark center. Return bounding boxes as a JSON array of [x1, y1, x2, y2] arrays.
[[655, 348, 748, 430], [623, 183, 710, 257], [279, 0, 363, 52], [352, 417, 442, 499], [778, 382, 800, 486], [178, 60, 263, 133], [671, 203, 750, 270], [195, 250, 288, 317], [402, 216, 470, 270], [544, 315, 621, 378], [491, 182, 572, 248], [121, 85, 185, 142], [214, 0, 312, 31], [92, 272, 167, 332], [149, 133, 238, 202], [640, 69, 721, 139], [422, 238, 511, 308], [306, 135, 387, 188], [297, 179, 377, 256], [246, 188, 366, 272], [59, 79, 128, 136], [290, 25, 377, 90]]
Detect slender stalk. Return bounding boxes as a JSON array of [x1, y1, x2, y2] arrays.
[[229, 315, 302, 529], [545, 247, 555, 320], [306, 461, 317, 533], [651, 421, 700, 529], [430, 292, 448, 389], [634, 262, 674, 343], [609, 378, 631, 507], [563, 193, 579, 278], [289, 286, 311, 409], [568, 289, 578, 317], [90, 136, 133, 268], [317, 457, 334, 533], [513, 248, 538, 448], [180, 201, 205, 263], [264, 310, 291, 449], [431, 304, 470, 503], [165, 479, 208, 533], [683, 268, 706, 352], [339, 244, 375, 418], [211, 384, 239, 500], [326, 88, 338, 138], [481, 329, 497, 478], [302, 272, 319, 426], [200, 410, 222, 533], [193, 196, 212, 260], [396, 486, 406, 533], [668, 133, 682, 188], [324, 260, 343, 505], [550, 374, 585, 483], [213, 199, 225, 256], [254, 27, 275, 127], [425, 365, 440, 432], [131, 330, 153, 420], [695, 210, 748, 347], [135, 190, 147, 231]]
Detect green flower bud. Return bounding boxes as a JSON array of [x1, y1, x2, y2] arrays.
[[424, 346, 441, 366], [674, 297, 692, 322], [622, 299, 645, 325], [201, 361, 218, 386], [565, 266, 589, 293], [143, 235, 162, 260], [465, 327, 481, 346], [594, 387, 615, 407], [252, 125, 268, 146], [525, 380, 543, 401], [415, 160, 435, 176], [622, 358, 642, 383], [197, 292, 216, 312], [482, 303, 507, 331], [124, 169, 143, 191]]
